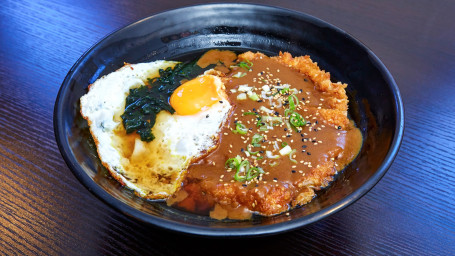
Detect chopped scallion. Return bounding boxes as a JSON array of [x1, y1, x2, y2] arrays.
[[237, 93, 247, 100], [237, 60, 253, 71], [289, 149, 297, 163], [251, 133, 263, 147], [248, 92, 260, 101], [289, 112, 306, 127], [234, 160, 250, 182], [233, 72, 247, 78], [246, 166, 264, 180], [225, 155, 242, 169], [247, 145, 259, 155], [232, 123, 248, 135], [269, 161, 278, 167], [279, 145, 292, 156], [280, 88, 290, 94]]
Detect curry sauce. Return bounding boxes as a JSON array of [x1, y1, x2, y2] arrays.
[[169, 51, 362, 219]]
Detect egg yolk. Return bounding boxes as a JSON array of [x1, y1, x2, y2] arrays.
[[170, 75, 223, 115]]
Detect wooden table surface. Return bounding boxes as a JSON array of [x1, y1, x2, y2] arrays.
[[1, 0, 454, 255]]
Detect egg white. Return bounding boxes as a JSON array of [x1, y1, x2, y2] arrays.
[[80, 62, 231, 199]]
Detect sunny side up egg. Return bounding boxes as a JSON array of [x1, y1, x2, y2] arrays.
[[80, 61, 231, 199]]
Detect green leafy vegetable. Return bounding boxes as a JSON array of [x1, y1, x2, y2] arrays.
[[121, 61, 209, 141]]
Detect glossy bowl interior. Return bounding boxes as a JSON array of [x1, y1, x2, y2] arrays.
[[54, 3, 404, 237]]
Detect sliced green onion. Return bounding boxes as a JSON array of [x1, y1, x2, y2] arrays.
[[285, 120, 292, 130], [259, 126, 269, 131], [266, 150, 279, 159], [289, 112, 306, 127], [288, 95, 296, 111], [248, 92, 260, 101], [261, 116, 283, 124], [280, 88, 290, 94], [279, 145, 292, 156], [234, 160, 250, 182], [237, 60, 253, 70], [233, 72, 247, 78], [232, 123, 248, 135], [269, 161, 278, 167], [243, 112, 258, 116], [251, 133, 263, 147], [246, 166, 264, 180], [225, 155, 242, 169], [238, 85, 253, 92], [247, 145, 259, 155], [290, 94, 299, 105], [281, 142, 288, 148], [262, 85, 271, 92], [260, 106, 274, 114], [256, 116, 264, 127], [237, 93, 247, 100], [289, 149, 297, 164], [228, 156, 265, 182], [284, 108, 293, 117]]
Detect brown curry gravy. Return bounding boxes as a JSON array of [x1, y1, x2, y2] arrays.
[[169, 50, 362, 219]]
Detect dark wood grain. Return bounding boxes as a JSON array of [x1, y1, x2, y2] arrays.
[[1, 0, 455, 255]]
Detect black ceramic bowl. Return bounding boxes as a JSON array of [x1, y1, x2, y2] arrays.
[[54, 3, 404, 237]]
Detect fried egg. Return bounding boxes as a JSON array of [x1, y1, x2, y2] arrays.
[[80, 62, 231, 199]]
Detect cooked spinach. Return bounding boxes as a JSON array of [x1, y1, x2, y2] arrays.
[[120, 61, 210, 141]]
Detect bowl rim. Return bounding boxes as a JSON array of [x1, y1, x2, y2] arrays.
[[54, 3, 404, 237]]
